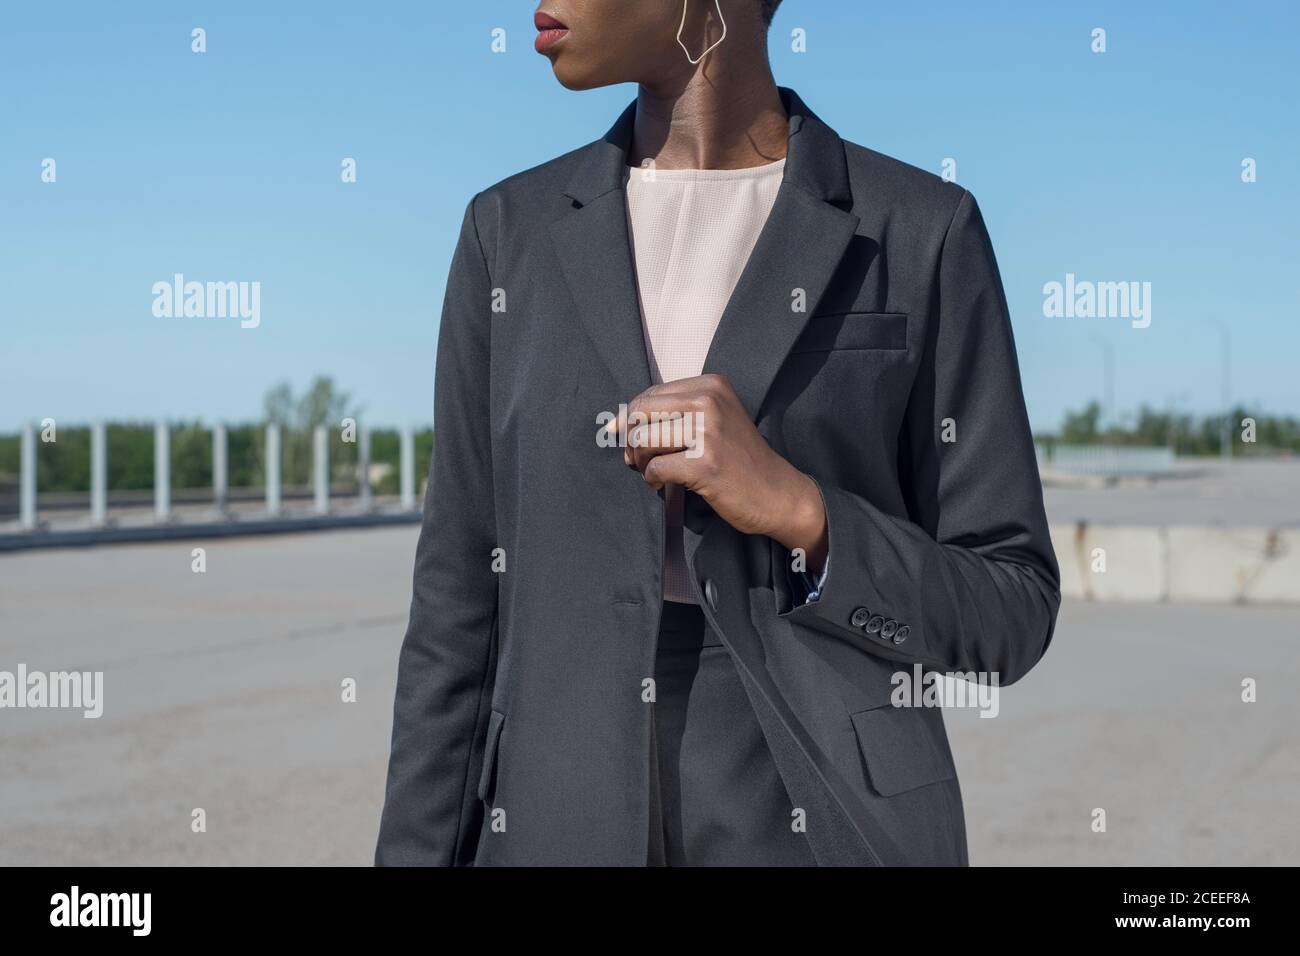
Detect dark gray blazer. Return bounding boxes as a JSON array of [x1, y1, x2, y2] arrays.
[[375, 89, 1060, 867]]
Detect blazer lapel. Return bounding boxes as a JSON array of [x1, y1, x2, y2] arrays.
[[547, 102, 654, 402], [702, 89, 860, 421], [548, 89, 858, 416]]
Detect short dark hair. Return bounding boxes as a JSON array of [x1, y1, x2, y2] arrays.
[[760, 0, 783, 26]]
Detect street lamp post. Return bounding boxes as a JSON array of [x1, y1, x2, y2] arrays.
[[1088, 333, 1115, 435], [1204, 318, 1232, 460]]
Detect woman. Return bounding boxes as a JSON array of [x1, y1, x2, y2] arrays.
[[376, 0, 1060, 867]]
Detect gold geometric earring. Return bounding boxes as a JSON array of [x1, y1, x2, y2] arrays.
[[677, 0, 727, 64]]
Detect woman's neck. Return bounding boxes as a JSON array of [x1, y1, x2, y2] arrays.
[[631, 57, 787, 171]]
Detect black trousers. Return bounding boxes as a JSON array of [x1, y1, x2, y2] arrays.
[[647, 601, 816, 866]]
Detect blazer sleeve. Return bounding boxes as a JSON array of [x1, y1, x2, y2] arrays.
[[783, 190, 1060, 686], [375, 195, 498, 865]]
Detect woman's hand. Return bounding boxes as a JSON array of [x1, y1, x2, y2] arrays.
[[610, 374, 827, 570]]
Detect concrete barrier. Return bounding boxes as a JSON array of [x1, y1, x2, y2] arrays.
[[1079, 525, 1165, 602], [1049, 524, 1086, 600], [1049, 523, 1299, 605], [1243, 529, 1300, 605]]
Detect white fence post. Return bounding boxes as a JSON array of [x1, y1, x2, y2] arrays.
[[154, 422, 170, 521], [313, 425, 329, 515], [400, 426, 415, 511], [358, 426, 372, 511], [265, 424, 281, 516], [19, 422, 37, 530], [213, 423, 228, 511], [90, 421, 107, 527]]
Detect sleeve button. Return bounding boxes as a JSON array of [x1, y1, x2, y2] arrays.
[[893, 625, 910, 644], [850, 607, 871, 628], [865, 615, 884, 635], [880, 619, 898, 640]]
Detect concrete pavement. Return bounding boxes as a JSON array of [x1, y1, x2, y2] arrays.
[[1, 526, 1295, 865]]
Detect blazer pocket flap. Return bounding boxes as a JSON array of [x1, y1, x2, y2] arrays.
[[851, 705, 956, 797], [476, 710, 505, 802], [792, 312, 907, 353]]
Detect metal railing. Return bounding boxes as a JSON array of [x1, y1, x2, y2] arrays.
[[1037, 443, 1179, 477], [9, 421, 421, 536]]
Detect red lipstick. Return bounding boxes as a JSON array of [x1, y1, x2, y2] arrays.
[[534, 11, 569, 53]]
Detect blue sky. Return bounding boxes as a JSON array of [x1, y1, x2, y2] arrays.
[[2, 0, 1297, 433]]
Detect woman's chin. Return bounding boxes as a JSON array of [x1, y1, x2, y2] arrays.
[[550, 58, 620, 92]]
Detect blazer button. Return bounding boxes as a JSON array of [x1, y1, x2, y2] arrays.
[[880, 619, 898, 640], [893, 625, 910, 644], [850, 608, 871, 628], [865, 615, 884, 635], [703, 578, 718, 610]]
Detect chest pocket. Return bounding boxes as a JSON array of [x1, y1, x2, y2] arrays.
[[791, 312, 907, 353]]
